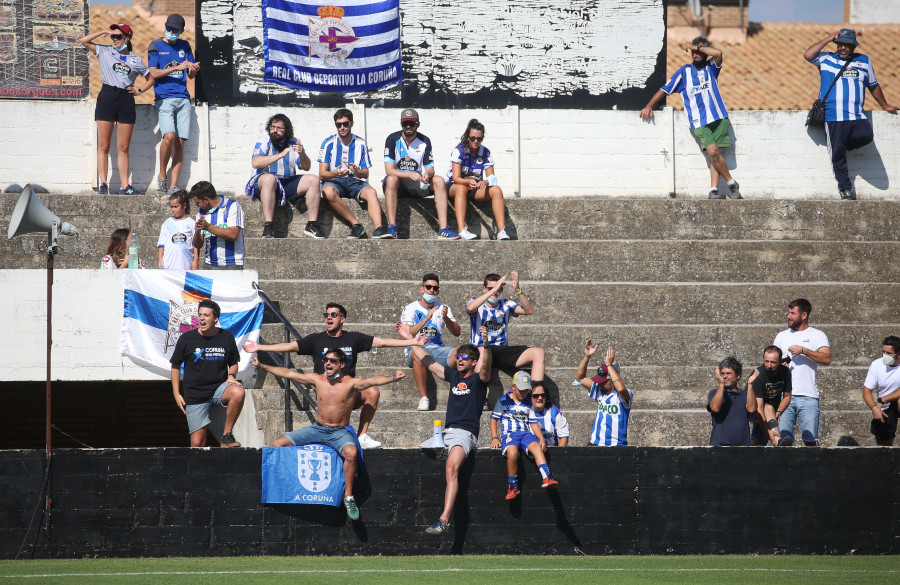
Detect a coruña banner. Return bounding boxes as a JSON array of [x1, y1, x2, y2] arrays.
[[261, 445, 345, 505], [262, 0, 402, 93]]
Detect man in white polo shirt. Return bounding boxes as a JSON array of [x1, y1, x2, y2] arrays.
[[773, 298, 831, 446], [862, 335, 900, 446]]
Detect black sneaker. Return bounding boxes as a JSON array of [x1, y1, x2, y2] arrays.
[[839, 189, 857, 200], [303, 222, 325, 239], [348, 223, 365, 239], [777, 436, 794, 447], [262, 223, 275, 238], [727, 181, 743, 199], [98, 183, 108, 194], [119, 185, 136, 195], [372, 225, 391, 239], [221, 432, 241, 448], [425, 518, 449, 535]]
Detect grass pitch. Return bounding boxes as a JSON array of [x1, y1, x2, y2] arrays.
[[2, 555, 899, 585]]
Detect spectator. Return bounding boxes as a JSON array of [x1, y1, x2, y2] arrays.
[[640, 37, 742, 200], [745, 346, 793, 446], [773, 298, 831, 447], [400, 273, 461, 411], [803, 29, 898, 200], [157, 189, 199, 270], [574, 340, 633, 446], [530, 386, 569, 447], [405, 328, 491, 536], [253, 350, 405, 520], [382, 109, 459, 239], [243, 303, 425, 449], [707, 357, 751, 446], [467, 271, 545, 390], [862, 335, 900, 446], [78, 24, 153, 195], [170, 299, 244, 448], [317, 108, 388, 239], [101, 228, 145, 269], [489, 370, 559, 500], [446, 119, 509, 240], [190, 181, 244, 270], [245, 113, 323, 239], [147, 14, 199, 196]]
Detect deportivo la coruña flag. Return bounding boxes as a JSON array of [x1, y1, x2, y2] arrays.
[[262, 0, 402, 92], [262, 445, 345, 505], [121, 271, 263, 374]]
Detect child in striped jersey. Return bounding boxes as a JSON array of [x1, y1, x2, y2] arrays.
[[489, 371, 559, 500], [574, 340, 633, 446]]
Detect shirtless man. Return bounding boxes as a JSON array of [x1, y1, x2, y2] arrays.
[[251, 349, 405, 520]]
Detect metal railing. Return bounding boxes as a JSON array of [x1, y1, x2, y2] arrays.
[[253, 283, 317, 430]]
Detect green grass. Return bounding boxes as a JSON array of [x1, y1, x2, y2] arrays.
[[2, 555, 899, 585]]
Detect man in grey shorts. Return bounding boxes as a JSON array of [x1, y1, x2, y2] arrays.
[[251, 349, 405, 521], [403, 327, 491, 535]]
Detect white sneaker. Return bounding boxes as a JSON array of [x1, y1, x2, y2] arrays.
[[358, 433, 382, 449], [496, 229, 510, 240], [417, 396, 430, 411], [459, 228, 478, 240]]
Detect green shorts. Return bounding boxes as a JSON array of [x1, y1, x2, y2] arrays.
[[693, 118, 731, 151]]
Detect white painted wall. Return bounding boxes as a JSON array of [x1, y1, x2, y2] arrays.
[[2, 100, 900, 198], [851, 0, 900, 23]]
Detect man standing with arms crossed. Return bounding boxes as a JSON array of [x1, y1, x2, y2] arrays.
[[773, 299, 831, 446]]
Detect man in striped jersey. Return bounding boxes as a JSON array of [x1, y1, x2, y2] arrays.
[[318, 108, 389, 239], [640, 37, 742, 200], [575, 340, 633, 446], [804, 29, 898, 200], [191, 181, 245, 270]]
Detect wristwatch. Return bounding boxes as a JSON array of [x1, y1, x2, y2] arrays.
[[876, 396, 884, 404], [137, 88, 142, 94]]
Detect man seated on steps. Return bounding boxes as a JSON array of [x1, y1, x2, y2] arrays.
[[243, 302, 425, 449]]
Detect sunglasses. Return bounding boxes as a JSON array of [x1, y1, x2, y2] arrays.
[[335, 121, 351, 128], [322, 357, 341, 364], [467, 136, 484, 142], [532, 393, 547, 399], [166, 27, 180, 33], [423, 284, 439, 292], [455, 353, 472, 361], [323, 311, 342, 318], [110, 34, 125, 41], [401, 121, 418, 128]]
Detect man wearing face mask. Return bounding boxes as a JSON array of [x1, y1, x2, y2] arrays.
[[862, 336, 900, 446], [148, 14, 199, 195], [400, 273, 461, 411]]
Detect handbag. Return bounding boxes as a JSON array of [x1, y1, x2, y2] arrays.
[[806, 57, 853, 127]]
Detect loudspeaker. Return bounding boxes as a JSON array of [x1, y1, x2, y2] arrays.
[[7, 184, 77, 240]]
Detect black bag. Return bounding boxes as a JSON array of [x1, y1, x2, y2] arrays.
[[806, 57, 853, 127]]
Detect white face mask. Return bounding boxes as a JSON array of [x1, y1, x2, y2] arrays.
[[883, 354, 897, 366], [486, 297, 500, 305], [422, 293, 437, 303], [165, 31, 180, 42], [327, 371, 341, 379]]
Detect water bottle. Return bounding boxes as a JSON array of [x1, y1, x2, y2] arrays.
[[432, 419, 445, 448], [128, 232, 139, 269]]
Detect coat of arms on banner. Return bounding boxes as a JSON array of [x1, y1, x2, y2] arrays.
[[165, 288, 210, 351], [298, 445, 333, 492], [308, 5, 359, 66]]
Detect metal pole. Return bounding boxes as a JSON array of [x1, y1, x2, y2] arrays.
[[283, 325, 292, 432], [44, 249, 53, 539]]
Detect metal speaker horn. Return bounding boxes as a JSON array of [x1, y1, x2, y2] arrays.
[[7, 184, 77, 240]]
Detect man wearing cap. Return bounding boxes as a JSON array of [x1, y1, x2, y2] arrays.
[[489, 370, 559, 501], [640, 37, 742, 200], [574, 339, 633, 446], [148, 14, 199, 196], [382, 109, 459, 239], [804, 29, 898, 200]]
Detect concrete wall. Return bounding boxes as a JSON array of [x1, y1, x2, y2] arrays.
[[4, 447, 898, 558], [2, 100, 899, 198], [850, 0, 900, 24]]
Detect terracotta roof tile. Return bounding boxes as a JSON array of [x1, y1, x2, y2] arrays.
[[666, 22, 900, 110]]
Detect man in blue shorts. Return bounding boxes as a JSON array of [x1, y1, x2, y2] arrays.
[[489, 370, 558, 500], [147, 14, 199, 195], [318, 108, 388, 239], [252, 349, 405, 520], [640, 37, 742, 200]]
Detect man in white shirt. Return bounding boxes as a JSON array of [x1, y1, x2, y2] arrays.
[[862, 335, 900, 446], [773, 298, 831, 446]]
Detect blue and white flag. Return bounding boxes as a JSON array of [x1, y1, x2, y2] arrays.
[[262, 0, 402, 92], [122, 271, 263, 374], [262, 445, 345, 505]]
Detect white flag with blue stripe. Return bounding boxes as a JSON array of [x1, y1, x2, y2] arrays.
[[121, 271, 263, 374], [262, 0, 402, 92]]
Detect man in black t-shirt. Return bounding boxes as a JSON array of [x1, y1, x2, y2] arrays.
[[243, 301, 424, 449], [746, 345, 793, 446], [170, 300, 245, 447], [404, 326, 491, 536]]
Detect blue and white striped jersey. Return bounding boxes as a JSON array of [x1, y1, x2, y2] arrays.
[[469, 298, 520, 346], [198, 198, 244, 267], [445, 144, 495, 184], [588, 383, 633, 446], [530, 405, 569, 446], [383, 131, 434, 173], [317, 134, 372, 172], [662, 60, 728, 131], [251, 134, 303, 179], [491, 391, 536, 435], [809, 52, 878, 122]]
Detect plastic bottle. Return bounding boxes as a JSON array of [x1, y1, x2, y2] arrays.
[[128, 232, 139, 269]]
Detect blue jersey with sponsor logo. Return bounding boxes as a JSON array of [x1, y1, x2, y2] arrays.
[[662, 60, 728, 131], [384, 130, 434, 173], [318, 134, 372, 173], [491, 391, 536, 435], [445, 144, 494, 184], [588, 383, 633, 446], [469, 297, 519, 347], [198, 197, 244, 267], [809, 52, 878, 122], [251, 134, 303, 179], [530, 405, 570, 446], [147, 38, 194, 100]]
